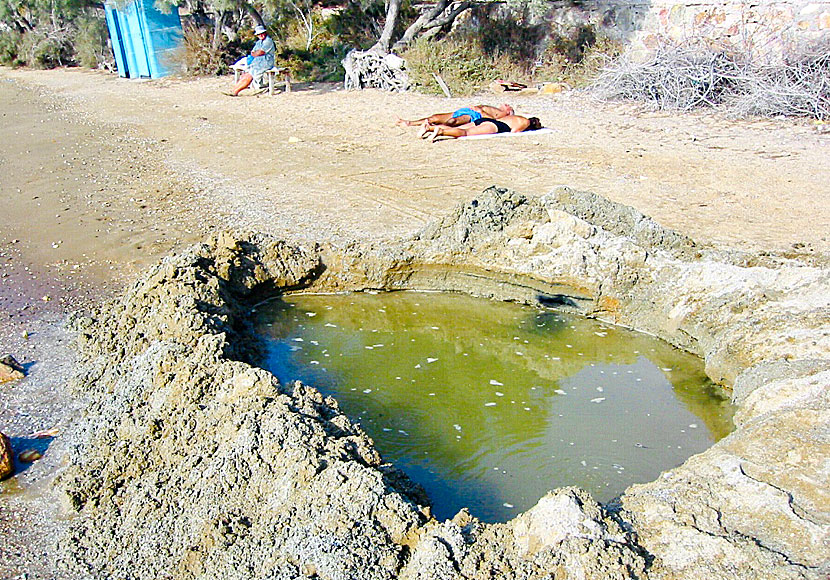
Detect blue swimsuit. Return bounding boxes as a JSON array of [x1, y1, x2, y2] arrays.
[[451, 108, 483, 122]]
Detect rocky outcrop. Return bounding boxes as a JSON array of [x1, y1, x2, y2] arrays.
[[0, 354, 26, 383], [0, 432, 13, 480], [56, 188, 829, 579]]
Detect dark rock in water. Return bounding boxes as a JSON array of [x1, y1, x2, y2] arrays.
[[0, 432, 13, 480], [0, 354, 26, 383]]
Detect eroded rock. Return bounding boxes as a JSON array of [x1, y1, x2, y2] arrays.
[[56, 187, 829, 579], [0, 432, 13, 480], [0, 354, 26, 383]]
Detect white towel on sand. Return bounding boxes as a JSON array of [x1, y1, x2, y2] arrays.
[[464, 127, 554, 140]]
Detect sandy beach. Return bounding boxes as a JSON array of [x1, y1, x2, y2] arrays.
[[0, 66, 829, 577]]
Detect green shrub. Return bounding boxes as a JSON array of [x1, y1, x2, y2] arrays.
[[73, 16, 109, 69], [0, 31, 24, 66], [325, 1, 386, 50], [472, 5, 547, 69]]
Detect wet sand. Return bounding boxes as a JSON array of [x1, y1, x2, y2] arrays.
[[0, 66, 829, 578]]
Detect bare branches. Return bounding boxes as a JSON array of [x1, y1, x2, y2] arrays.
[[591, 39, 830, 120], [727, 52, 830, 119]]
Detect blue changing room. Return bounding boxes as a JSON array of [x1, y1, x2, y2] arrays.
[[105, 0, 182, 79]]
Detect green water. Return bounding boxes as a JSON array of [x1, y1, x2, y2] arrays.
[[254, 291, 734, 522]]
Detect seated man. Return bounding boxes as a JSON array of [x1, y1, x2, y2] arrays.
[[396, 104, 514, 128], [228, 25, 275, 96], [424, 114, 542, 141]]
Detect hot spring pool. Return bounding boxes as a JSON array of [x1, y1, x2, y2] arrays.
[[254, 291, 734, 522]]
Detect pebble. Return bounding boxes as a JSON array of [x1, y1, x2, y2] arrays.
[[18, 450, 42, 462]]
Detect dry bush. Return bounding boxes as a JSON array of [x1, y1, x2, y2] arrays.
[[590, 40, 746, 111], [402, 37, 497, 96], [591, 39, 830, 119], [726, 50, 830, 119], [173, 23, 226, 76]]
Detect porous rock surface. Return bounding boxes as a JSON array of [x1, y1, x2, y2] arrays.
[[57, 188, 829, 579]]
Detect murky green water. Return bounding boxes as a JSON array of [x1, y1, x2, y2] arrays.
[[254, 291, 734, 522]]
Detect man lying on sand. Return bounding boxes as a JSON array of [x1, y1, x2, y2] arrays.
[[421, 114, 542, 141], [396, 104, 514, 128]]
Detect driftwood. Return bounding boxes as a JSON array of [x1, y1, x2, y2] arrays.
[[342, 49, 409, 91]]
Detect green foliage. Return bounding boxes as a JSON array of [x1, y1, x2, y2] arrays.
[[473, 6, 547, 70], [0, 31, 25, 66], [277, 42, 350, 81], [0, 0, 105, 69], [73, 16, 109, 69], [325, 1, 386, 50]]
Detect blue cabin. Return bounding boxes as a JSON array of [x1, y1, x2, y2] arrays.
[[105, 0, 182, 79]]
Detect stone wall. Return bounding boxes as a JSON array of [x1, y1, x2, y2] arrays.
[[543, 0, 830, 62]]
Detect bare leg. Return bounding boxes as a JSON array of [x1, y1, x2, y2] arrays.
[[430, 126, 468, 141], [431, 122, 498, 141], [231, 73, 253, 96], [440, 115, 472, 127], [401, 112, 458, 127]]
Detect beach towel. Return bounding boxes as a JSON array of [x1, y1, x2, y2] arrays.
[[465, 128, 554, 140]]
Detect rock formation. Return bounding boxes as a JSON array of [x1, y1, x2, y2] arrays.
[[56, 189, 829, 579]]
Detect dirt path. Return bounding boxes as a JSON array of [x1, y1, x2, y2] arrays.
[[0, 66, 828, 578]]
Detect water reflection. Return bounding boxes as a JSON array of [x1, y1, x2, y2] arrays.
[[254, 291, 733, 522]]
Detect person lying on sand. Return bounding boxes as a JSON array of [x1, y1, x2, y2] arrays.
[[396, 104, 514, 128], [227, 25, 275, 96], [421, 114, 542, 141]]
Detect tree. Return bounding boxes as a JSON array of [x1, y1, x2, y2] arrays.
[[372, 0, 473, 54]]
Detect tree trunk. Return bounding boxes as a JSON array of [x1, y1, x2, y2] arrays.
[[391, 0, 472, 52], [212, 10, 225, 50], [243, 1, 265, 29], [371, 0, 402, 54]]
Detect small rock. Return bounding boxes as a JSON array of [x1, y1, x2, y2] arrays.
[[540, 82, 571, 95], [0, 354, 26, 383], [19, 449, 42, 463], [0, 433, 13, 480]]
